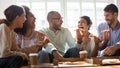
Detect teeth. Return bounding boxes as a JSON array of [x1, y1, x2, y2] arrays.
[[79, 27, 84, 29]]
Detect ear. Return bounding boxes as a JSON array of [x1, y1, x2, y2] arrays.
[[15, 15, 20, 21], [114, 13, 118, 18], [88, 24, 92, 30]]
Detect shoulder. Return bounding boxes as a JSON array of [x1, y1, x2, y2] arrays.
[[98, 22, 108, 28], [0, 23, 9, 31], [0, 23, 7, 28], [61, 27, 70, 32], [39, 28, 49, 33]]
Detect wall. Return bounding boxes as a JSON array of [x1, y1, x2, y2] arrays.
[[0, 0, 16, 18], [117, 0, 120, 21]]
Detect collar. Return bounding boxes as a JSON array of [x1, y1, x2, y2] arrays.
[[109, 21, 120, 30]]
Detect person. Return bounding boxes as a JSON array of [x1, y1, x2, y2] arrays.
[[64, 16, 100, 58], [40, 11, 75, 62], [0, 5, 26, 68], [98, 3, 120, 56], [14, 6, 51, 63]]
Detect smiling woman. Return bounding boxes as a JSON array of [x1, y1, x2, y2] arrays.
[[0, 5, 26, 68], [64, 16, 101, 58]]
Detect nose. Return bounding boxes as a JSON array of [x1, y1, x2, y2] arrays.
[[24, 17, 26, 22], [60, 19, 63, 24]]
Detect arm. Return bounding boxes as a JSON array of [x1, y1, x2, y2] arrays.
[[91, 36, 101, 57], [52, 50, 63, 59], [66, 28, 75, 48], [98, 30, 110, 49], [102, 44, 120, 56], [97, 23, 109, 50], [0, 24, 29, 60]]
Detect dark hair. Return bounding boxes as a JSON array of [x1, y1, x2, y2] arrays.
[[80, 16, 92, 25], [14, 6, 30, 35], [3, 5, 24, 26], [80, 16, 92, 30], [104, 4, 118, 14]]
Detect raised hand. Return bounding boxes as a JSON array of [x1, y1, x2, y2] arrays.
[[101, 29, 110, 42], [82, 30, 90, 45], [76, 29, 84, 44]]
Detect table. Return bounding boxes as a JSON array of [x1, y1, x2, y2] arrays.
[[21, 57, 120, 68]]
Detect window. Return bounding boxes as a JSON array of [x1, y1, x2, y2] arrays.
[[16, 0, 110, 37]]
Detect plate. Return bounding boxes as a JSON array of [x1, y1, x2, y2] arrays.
[[102, 59, 120, 65], [58, 61, 97, 67]]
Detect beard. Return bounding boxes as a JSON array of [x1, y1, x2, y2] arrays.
[[106, 19, 115, 27], [53, 23, 61, 30]]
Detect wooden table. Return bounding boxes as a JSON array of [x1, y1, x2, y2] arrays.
[[21, 57, 120, 68], [21, 64, 120, 68]]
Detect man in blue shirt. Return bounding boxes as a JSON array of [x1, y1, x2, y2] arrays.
[[98, 4, 120, 56]]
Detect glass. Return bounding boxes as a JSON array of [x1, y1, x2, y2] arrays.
[[52, 17, 63, 20], [29, 53, 38, 66], [79, 50, 88, 59]]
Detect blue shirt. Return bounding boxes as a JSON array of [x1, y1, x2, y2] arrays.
[[98, 21, 120, 47]]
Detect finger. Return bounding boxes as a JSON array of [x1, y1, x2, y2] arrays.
[[105, 47, 112, 55], [103, 47, 109, 55]]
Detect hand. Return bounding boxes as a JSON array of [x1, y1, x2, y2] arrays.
[[82, 36, 90, 45], [102, 45, 118, 56], [36, 31, 50, 47], [94, 36, 101, 44], [81, 30, 90, 45], [20, 53, 29, 61], [36, 36, 50, 47], [41, 38, 50, 46], [76, 29, 84, 44], [101, 29, 110, 42], [52, 50, 63, 59]]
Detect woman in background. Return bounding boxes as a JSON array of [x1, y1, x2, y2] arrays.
[[64, 16, 100, 58]]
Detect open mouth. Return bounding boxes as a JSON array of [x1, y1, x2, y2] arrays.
[[79, 27, 84, 29]]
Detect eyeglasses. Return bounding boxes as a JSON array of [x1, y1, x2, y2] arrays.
[[52, 17, 63, 20]]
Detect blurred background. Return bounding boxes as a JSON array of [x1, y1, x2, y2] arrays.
[[0, 0, 120, 37]]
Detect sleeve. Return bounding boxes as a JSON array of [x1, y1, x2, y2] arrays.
[[0, 24, 9, 57], [0, 24, 23, 57], [44, 43, 57, 54], [66, 28, 75, 48], [39, 28, 57, 54], [97, 23, 102, 37]]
